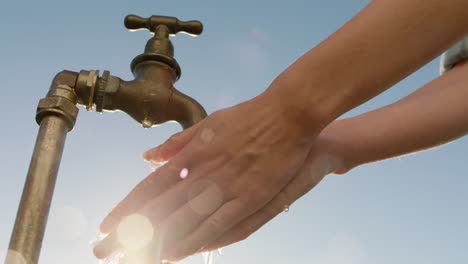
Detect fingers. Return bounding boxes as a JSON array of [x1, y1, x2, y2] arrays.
[[143, 122, 202, 163], [163, 199, 246, 261], [161, 183, 226, 249], [100, 146, 226, 235], [99, 162, 183, 234], [197, 153, 334, 253], [95, 179, 225, 259], [94, 216, 164, 261], [95, 177, 198, 259], [93, 232, 121, 259]]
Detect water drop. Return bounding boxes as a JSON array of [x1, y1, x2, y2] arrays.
[[149, 161, 167, 172], [89, 233, 107, 248], [283, 205, 290, 213], [201, 251, 214, 264], [98, 251, 125, 264], [142, 119, 153, 128]]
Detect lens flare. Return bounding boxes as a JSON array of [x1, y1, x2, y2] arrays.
[[48, 206, 87, 241], [180, 168, 189, 179], [117, 214, 154, 251], [4, 249, 27, 264], [200, 128, 215, 144], [188, 181, 224, 216]]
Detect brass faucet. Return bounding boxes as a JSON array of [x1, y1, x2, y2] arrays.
[[6, 15, 207, 264], [75, 15, 207, 129]]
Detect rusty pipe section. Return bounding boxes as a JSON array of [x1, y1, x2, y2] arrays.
[[8, 116, 69, 264], [7, 72, 78, 264]]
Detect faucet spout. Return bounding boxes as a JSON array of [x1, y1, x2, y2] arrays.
[[170, 88, 207, 129], [124, 59, 207, 129], [75, 60, 207, 129]]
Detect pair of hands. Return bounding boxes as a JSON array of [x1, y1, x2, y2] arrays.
[[93, 92, 344, 262]]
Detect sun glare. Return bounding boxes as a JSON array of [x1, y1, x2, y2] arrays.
[[117, 214, 155, 252]]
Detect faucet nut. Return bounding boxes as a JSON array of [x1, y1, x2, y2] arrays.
[[36, 96, 79, 131], [95, 70, 110, 113], [76, 70, 99, 111], [47, 85, 78, 104]]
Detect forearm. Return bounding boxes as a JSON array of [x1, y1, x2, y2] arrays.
[[322, 60, 468, 174], [267, 0, 468, 133]]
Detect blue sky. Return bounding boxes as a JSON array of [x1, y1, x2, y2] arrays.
[[1, 0, 467, 263]]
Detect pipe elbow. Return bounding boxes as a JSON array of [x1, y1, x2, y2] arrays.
[[49, 71, 79, 91]]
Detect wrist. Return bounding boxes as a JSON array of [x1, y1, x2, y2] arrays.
[[314, 120, 360, 175], [264, 48, 363, 137], [261, 75, 333, 142]]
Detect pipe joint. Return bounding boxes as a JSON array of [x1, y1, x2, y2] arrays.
[[35, 71, 80, 131], [36, 85, 79, 131]]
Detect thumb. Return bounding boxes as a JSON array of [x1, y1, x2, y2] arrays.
[[142, 121, 202, 163]]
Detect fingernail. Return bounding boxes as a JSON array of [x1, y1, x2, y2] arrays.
[[93, 243, 106, 259], [162, 249, 177, 262], [142, 148, 164, 162], [93, 232, 120, 260], [99, 223, 108, 234], [100, 217, 116, 234], [142, 151, 152, 161]]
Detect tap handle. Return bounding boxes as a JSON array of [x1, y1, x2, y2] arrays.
[[124, 15, 203, 36]]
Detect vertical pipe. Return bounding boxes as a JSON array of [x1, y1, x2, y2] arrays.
[[6, 115, 69, 264]]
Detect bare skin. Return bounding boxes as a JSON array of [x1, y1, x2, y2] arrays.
[[94, 0, 468, 261], [194, 59, 468, 253]]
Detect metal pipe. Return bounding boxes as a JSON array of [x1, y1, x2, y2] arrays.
[[7, 115, 69, 264], [5, 15, 207, 264]]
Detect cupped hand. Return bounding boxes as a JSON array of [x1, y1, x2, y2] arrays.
[[93, 93, 340, 261]]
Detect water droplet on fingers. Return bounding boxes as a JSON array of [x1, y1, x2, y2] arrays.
[[97, 251, 125, 264], [149, 161, 167, 172], [202, 251, 214, 264]]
